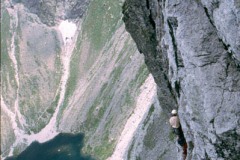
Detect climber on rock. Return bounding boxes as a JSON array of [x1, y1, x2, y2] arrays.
[[169, 109, 187, 159]]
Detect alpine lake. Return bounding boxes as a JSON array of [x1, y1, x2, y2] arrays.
[[6, 133, 95, 160]]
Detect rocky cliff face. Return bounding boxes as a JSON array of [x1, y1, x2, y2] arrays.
[[12, 0, 90, 25], [123, 0, 240, 159]]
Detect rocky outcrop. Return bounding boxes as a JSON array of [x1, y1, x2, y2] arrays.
[[12, 0, 90, 25], [123, 0, 240, 159]]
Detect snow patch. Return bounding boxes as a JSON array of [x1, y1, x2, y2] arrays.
[[58, 20, 77, 44]]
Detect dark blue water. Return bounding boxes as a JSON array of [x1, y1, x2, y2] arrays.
[[6, 133, 95, 160]]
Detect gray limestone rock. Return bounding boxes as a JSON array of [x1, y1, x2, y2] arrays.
[[12, 0, 90, 25], [123, 0, 240, 159], [201, 0, 240, 62], [127, 100, 177, 160]]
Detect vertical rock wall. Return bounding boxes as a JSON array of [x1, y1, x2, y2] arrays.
[[122, 0, 240, 159]]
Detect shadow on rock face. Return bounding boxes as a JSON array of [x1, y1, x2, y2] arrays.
[[6, 133, 95, 160]]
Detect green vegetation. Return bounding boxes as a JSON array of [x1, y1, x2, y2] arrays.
[[1, 9, 17, 89], [83, 130, 115, 160], [136, 156, 141, 160], [143, 105, 155, 128], [59, 0, 124, 130], [127, 63, 149, 95], [19, 71, 61, 132], [60, 0, 124, 114], [53, 31, 63, 75], [110, 65, 124, 84], [48, 92, 60, 115], [62, 0, 137, 121], [60, 35, 83, 117], [64, 55, 79, 100], [14, 36, 21, 68], [64, 29, 84, 101], [125, 89, 134, 106], [83, 63, 134, 159], [115, 36, 132, 63], [134, 63, 150, 88], [12, 142, 29, 157], [77, 0, 124, 72], [93, 133, 115, 159], [127, 139, 135, 160], [143, 124, 156, 150], [84, 65, 123, 130], [82, 0, 122, 51], [84, 95, 105, 130], [168, 130, 175, 142], [81, 30, 148, 159], [59, 0, 148, 159]]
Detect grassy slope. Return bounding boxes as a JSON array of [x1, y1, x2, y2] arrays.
[[61, 0, 150, 159], [17, 21, 62, 133], [64, 0, 122, 101], [1, 8, 18, 109]]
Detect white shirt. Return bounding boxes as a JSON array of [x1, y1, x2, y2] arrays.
[[169, 116, 180, 128]]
